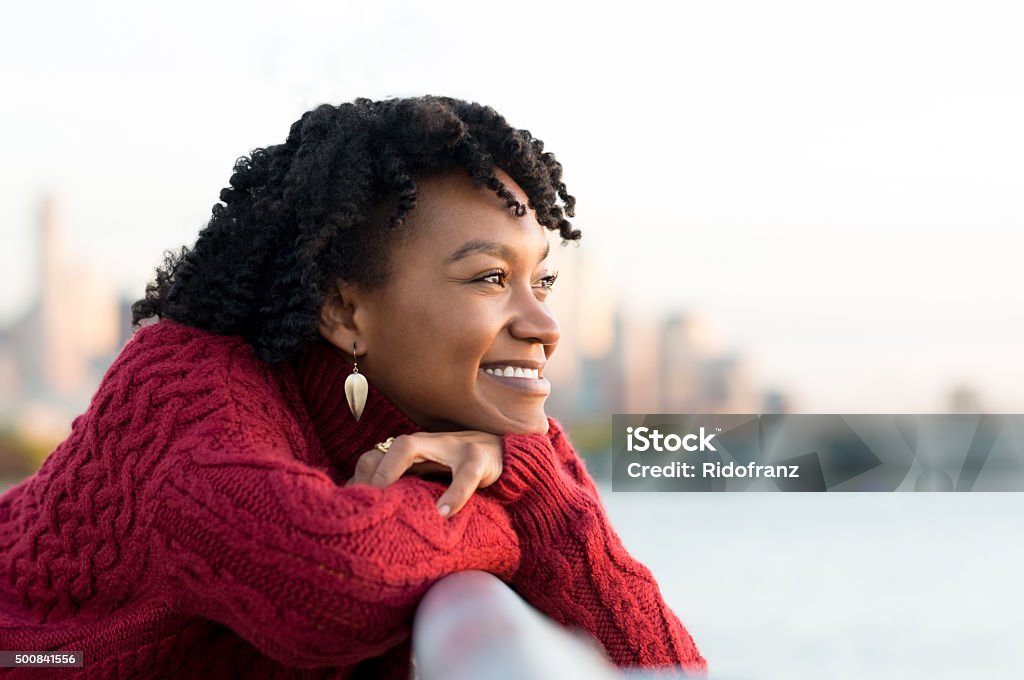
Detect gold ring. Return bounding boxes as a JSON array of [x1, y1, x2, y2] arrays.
[[375, 437, 396, 454]]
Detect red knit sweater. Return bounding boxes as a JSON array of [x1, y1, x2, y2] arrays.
[[0, 320, 706, 678]]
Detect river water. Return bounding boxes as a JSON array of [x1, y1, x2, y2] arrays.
[[600, 489, 1024, 680]]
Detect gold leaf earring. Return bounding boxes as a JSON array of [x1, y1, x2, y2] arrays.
[[344, 342, 368, 421]]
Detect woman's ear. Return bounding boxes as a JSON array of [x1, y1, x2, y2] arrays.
[[318, 280, 366, 354]]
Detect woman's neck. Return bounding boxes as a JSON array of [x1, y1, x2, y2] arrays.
[[291, 334, 422, 474]]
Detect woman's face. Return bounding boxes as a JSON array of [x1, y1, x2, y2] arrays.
[[321, 168, 561, 434]]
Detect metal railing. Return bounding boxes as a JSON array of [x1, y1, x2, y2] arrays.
[[412, 570, 691, 680]]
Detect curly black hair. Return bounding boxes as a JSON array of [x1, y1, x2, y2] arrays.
[[131, 95, 581, 364]]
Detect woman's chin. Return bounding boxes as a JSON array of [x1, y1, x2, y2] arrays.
[[418, 411, 549, 435], [493, 412, 550, 436], [438, 413, 549, 436]]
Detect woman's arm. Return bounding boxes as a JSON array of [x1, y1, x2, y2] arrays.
[[487, 420, 708, 675], [147, 421, 523, 670]]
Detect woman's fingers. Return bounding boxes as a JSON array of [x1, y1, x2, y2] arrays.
[[348, 447, 386, 486], [345, 432, 504, 518], [436, 456, 487, 517], [407, 461, 451, 477], [350, 435, 429, 487], [366, 436, 421, 489]]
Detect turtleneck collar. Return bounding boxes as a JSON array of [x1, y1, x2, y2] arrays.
[[290, 334, 423, 479]]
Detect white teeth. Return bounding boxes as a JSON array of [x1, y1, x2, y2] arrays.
[[481, 366, 541, 379]]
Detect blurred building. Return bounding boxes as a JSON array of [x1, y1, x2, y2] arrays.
[[656, 312, 761, 413], [762, 389, 791, 414], [542, 240, 783, 420], [948, 384, 984, 414], [0, 197, 124, 440]]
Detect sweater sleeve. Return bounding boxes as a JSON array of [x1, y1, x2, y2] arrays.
[[489, 419, 708, 675], [148, 416, 526, 670]]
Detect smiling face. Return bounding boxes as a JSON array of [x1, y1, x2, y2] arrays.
[[319, 168, 561, 434]]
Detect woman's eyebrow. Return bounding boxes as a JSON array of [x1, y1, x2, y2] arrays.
[[446, 239, 550, 264]]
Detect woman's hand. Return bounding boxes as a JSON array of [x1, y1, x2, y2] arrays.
[[346, 431, 503, 518]]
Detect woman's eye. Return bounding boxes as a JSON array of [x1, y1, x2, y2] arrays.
[[480, 270, 507, 286], [535, 272, 559, 290]]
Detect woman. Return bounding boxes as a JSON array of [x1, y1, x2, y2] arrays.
[[0, 96, 706, 678]]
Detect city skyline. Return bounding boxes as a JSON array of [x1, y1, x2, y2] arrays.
[[0, 195, 785, 445], [3, 0, 1021, 413], [2, 191, 999, 453]]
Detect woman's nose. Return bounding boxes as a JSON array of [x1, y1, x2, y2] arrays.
[[509, 288, 561, 348]]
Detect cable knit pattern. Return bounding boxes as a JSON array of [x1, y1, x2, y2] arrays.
[[490, 431, 705, 670], [0, 319, 705, 678]]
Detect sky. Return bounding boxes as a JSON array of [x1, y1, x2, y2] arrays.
[[2, 0, 1022, 411]]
